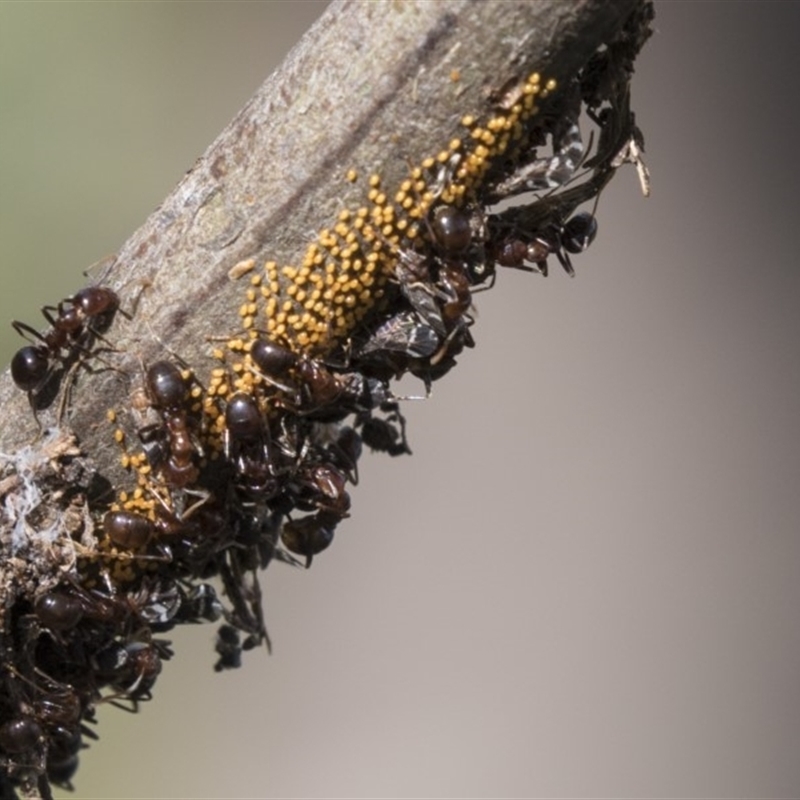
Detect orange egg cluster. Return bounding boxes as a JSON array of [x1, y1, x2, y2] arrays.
[[226, 72, 556, 356]]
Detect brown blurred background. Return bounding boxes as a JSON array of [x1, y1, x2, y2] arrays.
[[1, 2, 799, 797]]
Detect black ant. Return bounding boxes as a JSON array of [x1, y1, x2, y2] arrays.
[[485, 209, 598, 279], [10, 286, 119, 399], [0, 663, 96, 796], [280, 511, 337, 568], [223, 392, 284, 499], [137, 360, 203, 490], [249, 337, 392, 421]]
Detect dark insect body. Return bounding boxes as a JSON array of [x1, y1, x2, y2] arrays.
[[10, 287, 119, 412], [137, 360, 203, 489]]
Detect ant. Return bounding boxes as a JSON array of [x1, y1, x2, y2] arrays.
[[357, 404, 412, 456], [0, 663, 96, 796], [249, 337, 393, 421], [290, 461, 351, 520], [96, 636, 171, 705], [102, 505, 218, 569], [484, 209, 598, 279], [223, 392, 284, 499], [383, 204, 476, 343], [10, 286, 119, 402], [213, 624, 243, 672], [312, 423, 362, 485], [137, 360, 203, 489], [280, 511, 337, 568]]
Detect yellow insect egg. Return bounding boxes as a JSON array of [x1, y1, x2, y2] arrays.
[[228, 259, 256, 280], [346, 169, 358, 183]]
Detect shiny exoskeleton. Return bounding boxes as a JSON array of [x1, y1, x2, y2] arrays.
[[138, 360, 201, 488], [10, 286, 119, 399], [280, 512, 336, 568], [486, 209, 598, 278], [224, 392, 282, 498], [251, 337, 392, 420]]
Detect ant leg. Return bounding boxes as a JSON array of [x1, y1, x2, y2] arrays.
[[11, 320, 49, 347]]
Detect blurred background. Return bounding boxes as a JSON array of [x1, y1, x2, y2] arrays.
[[1, 2, 799, 797]]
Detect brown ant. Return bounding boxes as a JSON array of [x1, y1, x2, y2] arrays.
[[249, 337, 392, 420], [10, 285, 121, 428], [280, 511, 337, 568], [223, 392, 284, 499], [485, 209, 599, 278], [10, 287, 119, 394], [137, 360, 203, 489]]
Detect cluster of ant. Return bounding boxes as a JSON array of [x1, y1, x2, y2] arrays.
[[1, 4, 652, 795]]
